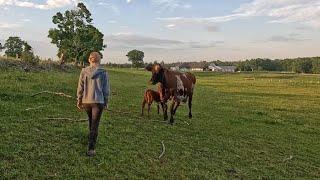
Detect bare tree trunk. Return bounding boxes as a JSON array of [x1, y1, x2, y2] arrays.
[[59, 53, 65, 66], [74, 58, 78, 66]]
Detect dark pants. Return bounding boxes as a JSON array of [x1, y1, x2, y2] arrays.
[[83, 103, 104, 150]]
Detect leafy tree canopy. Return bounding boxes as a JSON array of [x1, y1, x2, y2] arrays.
[[4, 37, 32, 58], [126, 49, 144, 68], [48, 3, 105, 64]]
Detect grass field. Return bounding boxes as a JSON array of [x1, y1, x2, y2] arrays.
[[1, 68, 320, 179]]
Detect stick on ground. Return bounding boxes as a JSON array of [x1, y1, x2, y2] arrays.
[[25, 106, 45, 111], [42, 118, 87, 122], [31, 91, 75, 99], [159, 141, 166, 159]]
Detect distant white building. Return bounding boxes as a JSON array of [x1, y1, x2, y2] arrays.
[[191, 67, 204, 71], [170, 66, 180, 71], [209, 63, 237, 73]]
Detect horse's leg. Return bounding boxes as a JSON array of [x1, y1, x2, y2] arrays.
[[163, 103, 168, 120], [157, 103, 160, 114], [173, 101, 180, 115], [188, 94, 193, 119], [169, 100, 176, 124], [160, 102, 164, 115]]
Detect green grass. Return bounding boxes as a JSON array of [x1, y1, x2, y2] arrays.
[[1, 68, 320, 179]]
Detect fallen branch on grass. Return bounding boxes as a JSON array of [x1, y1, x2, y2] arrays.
[[31, 91, 75, 99], [183, 120, 190, 126], [159, 141, 166, 159], [25, 105, 45, 111], [283, 155, 293, 162], [42, 117, 87, 122], [106, 109, 130, 115]]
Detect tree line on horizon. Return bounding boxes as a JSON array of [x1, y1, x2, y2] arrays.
[[105, 57, 320, 74], [0, 2, 319, 73], [230, 57, 320, 74]]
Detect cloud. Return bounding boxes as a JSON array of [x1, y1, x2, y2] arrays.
[[124, 0, 191, 10], [106, 33, 222, 50], [265, 34, 311, 42], [107, 20, 117, 24], [0, 22, 22, 29], [158, 0, 320, 28], [166, 24, 176, 29], [206, 25, 219, 32], [151, 0, 192, 11], [98, 1, 120, 14], [0, 0, 77, 10], [21, 18, 31, 22]]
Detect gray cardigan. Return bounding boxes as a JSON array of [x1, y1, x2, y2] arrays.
[[77, 66, 110, 105]]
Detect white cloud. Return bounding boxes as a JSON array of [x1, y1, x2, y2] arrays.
[[183, 4, 192, 9], [124, 0, 191, 10], [98, 2, 120, 14], [0, 22, 22, 29], [166, 24, 176, 29], [158, 0, 320, 28], [107, 20, 117, 24], [21, 18, 31, 22], [151, 0, 191, 11], [0, 0, 77, 10]]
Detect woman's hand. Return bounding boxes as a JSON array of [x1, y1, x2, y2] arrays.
[[104, 104, 109, 110], [77, 101, 83, 110]]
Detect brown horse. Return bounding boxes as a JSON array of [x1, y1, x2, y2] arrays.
[[146, 64, 196, 124], [141, 89, 163, 116]]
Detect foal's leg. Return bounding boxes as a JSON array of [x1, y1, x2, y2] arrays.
[[141, 99, 146, 116], [147, 103, 151, 117], [188, 94, 193, 119]]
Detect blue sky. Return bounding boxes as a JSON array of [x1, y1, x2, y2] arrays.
[[0, 0, 319, 63]]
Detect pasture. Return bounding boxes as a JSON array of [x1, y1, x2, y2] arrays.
[[1, 68, 320, 179]]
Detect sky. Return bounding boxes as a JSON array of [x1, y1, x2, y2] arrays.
[[0, 0, 319, 63]]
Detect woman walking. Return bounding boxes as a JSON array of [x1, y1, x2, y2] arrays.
[[77, 52, 110, 157]]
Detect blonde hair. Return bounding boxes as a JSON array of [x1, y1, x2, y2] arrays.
[[89, 52, 102, 64]]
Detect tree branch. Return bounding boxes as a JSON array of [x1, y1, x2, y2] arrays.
[[159, 141, 166, 159], [31, 91, 75, 99], [42, 117, 87, 122]]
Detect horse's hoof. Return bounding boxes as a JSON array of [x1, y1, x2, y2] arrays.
[[170, 118, 174, 124], [189, 114, 192, 119]]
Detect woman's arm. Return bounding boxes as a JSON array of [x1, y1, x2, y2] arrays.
[[102, 72, 110, 107], [77, 69, 85, 107]]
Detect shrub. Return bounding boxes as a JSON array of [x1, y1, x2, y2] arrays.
[[21, 52, 39, 65]]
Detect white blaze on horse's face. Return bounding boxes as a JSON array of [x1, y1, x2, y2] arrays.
[[175, 75, 187, 102], [154, 64, 161, 73]]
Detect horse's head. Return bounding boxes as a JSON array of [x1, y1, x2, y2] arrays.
[[145, 63, 164, 85]]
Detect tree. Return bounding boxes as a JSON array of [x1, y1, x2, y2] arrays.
[[48, 3, 105, 65], [4, 37, 24, 58], [0, 43, 4, 52], [126, 50, 144, 68], [21, 41, 37, 64]]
